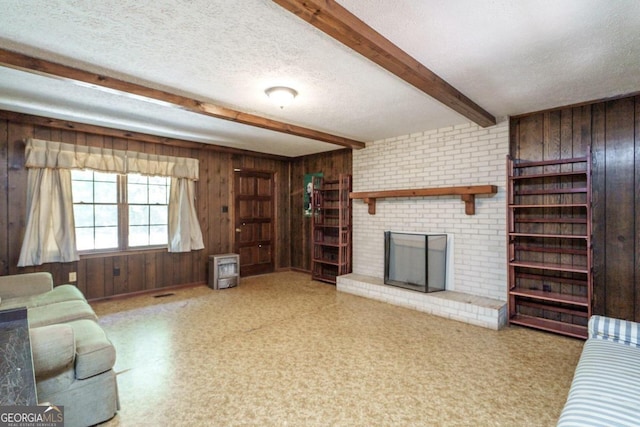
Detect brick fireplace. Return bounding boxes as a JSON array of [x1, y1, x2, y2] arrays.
[[337, 119, 509, 329]]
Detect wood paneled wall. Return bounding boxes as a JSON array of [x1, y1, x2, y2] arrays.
[[289, 150, 352, 272], [0, 112, 291, 299], [511, 95, 640, 321]]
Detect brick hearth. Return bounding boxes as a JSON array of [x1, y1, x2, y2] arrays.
[[338, 273, 507, 330]]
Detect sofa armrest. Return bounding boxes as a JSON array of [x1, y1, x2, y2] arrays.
[[589, 315, 640, 347], [0, 273, 54, 299], [30, 323, 76, 378]]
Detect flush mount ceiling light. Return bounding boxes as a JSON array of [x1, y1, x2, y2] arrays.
[[265, 86, 298, 109]]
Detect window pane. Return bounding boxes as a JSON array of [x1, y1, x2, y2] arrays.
[[95, 205, 118, 227], [129, 225, 150, 247], [95, 182, 117, 203], [94, 171, 117, 182], [128, 183, 148, 204], [72, 181, 94, 203], [72, 170, 94, 181], [128, 174, 147, 184], [148, 176, 166, 185], [149, 206, 167, 224], [74, 205, 94, 227], [72, 170, 118, 252], [150, 225, 167, 245], [127, 175, 168, 249], [75, 227, 95, 251], [129, 205, 149, 226], [95, 227, 118, 249], [148, 184, 168, 204]]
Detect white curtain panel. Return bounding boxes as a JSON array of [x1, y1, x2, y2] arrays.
[[18, 168, 79, 266], [168, 178, 205, 253], [19, 139, 204, 266]]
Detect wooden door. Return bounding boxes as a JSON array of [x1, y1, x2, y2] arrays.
[[234, 170, 275, 276]]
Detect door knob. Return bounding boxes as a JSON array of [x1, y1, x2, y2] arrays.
[[235, 228, 241, 232]]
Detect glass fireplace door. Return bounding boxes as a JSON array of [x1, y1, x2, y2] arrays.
[[384, 232, 447, 293]]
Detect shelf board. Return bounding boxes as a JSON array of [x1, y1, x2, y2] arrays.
[[509, 232, 588, 239], [510, 314, 587, 339], [312, 258, 340, 266], [513, 245, 587, 256], [516, 300, 589, 318], [313, 241, 348, 247], [515, 187, 587, 195], [514, 218, 587, 224], [510, 287, 588, 306], [510, 260, 588, 273], [511, 170, 587, 180], [350, 184, 497, 215], [509, 203, 588, 209], [515, 272, 588, 286], [312, 272, 338, 284], [513, 157, 589, 168]]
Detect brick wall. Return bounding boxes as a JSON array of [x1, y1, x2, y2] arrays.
[[352, 118, 509, 300]]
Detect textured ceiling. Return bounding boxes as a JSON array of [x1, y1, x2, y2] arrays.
[[0, 0, 639, 156]]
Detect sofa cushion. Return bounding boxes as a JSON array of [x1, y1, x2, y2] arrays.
[[589, 315, 640, 347], [0, 272, 53, 298], [30, 323, 76, 377], [30, 323, 76, 397], [1, 285, 86, 310], [557, 339, 640, 426], [67, 319, 116, 380], [28, 300, 98, 328]]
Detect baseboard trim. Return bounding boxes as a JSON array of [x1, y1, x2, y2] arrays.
[[88, 281, 206, 302], [289, 267, 311, 274]]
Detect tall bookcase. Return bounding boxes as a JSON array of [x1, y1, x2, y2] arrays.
[[311, 174, 352, 284], [507, 156, 592, 339]]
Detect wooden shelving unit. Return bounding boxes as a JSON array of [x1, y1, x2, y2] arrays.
[[507, 156, 592, 339], [311, 174, 352, 284]]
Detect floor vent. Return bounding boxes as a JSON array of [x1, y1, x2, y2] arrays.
[[153, 293, 175, 298]]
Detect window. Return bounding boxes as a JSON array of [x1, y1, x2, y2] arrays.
[[127, 174, 170, 247], [72, 170, 119, 251], [19, 139, 203, 267], [71, 170, 170, 252]]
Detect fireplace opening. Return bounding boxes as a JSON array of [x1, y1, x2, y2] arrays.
[[384, 232, 447, 293]]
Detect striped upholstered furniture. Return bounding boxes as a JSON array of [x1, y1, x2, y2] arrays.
[[557, 315, 640, 427]]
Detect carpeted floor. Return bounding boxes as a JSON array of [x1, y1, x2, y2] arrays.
[[94, 271, 583, 426]]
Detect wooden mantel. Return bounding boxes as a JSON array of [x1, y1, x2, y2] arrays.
[[350, 185, 498, 215]]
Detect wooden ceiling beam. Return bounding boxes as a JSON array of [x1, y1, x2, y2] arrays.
[[0, 110, 292, 161], [272, 0, 497, 128], [0, 48, 366, 150]]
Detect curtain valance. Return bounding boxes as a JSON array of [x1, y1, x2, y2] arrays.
[[25, 138, 199, 180]]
